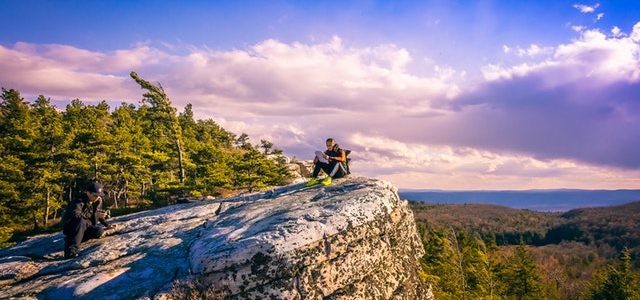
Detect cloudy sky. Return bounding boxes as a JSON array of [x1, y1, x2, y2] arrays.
[[1, 1, 639, 190]]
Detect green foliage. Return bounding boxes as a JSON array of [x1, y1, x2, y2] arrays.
[[420, 226, 500, 299], [232, 148, 290, 192], [0, 226, 13, 247], [0, 75, 292, 246], [412, 202, 640, 300], [582, 248, 640, 300], [501, 243, 543, 299]]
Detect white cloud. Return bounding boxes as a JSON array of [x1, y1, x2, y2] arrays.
[[632, 22, 640, 41], [0, 38, 460, 116], [1, 25, 640, 189], [516, 44, 554, 57], [483, 25, 640, 83], [611, 26, 625, 38], [597, 13, 604, 20], [573, 3, 600, 13], [571, 25, 586, 32], [349, 134, 640, 189]]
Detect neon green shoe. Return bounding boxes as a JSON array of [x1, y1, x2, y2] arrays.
[[306, 178, 319, 187], [321, 177, 332, 186]]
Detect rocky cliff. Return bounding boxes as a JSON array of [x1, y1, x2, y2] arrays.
[[0, 177, 433, 299]]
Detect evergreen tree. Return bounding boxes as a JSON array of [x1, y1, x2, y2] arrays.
[[232, 148, 288, 192], [421, 228, 465, 299], [107, 103, 151, 207], [461, 233, 493, 299], [0, 89, 38, 230], [30, 96, 67, 227], [234, 133, 251, 150], [502, 243, 543, 300], [0, 84, 291, 247], [583, 248, 640, 300], [130, 71, 187, 184], [260, 139, 274, 155]]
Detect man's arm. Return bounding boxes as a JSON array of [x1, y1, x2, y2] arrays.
[[329, 149, 347, 162], [94, 199, 114, 228], [72, 202, 92, 220], [97, 212, 110, 227]]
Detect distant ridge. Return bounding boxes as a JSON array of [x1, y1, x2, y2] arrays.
[[401, 188, 640, 193], [399, 189, 640, 211]]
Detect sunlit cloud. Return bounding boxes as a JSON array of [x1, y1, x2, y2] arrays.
[[571, 25, 586, 32], [611, 26, 624, 38], [573, 3, 600, 13], [350, 134, 640, 190], [1, 21, 639, 189]]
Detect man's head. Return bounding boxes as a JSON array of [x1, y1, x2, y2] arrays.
[[85, 181, 105, 202], [326, 138, 336, 150]]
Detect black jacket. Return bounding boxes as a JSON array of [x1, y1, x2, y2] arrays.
[[325, 144, 346, 163], [62, 194, 109, 227]]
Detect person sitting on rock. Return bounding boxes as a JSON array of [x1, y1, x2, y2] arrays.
[[61, 181, 116, 258], [307, 138, 349, 186]]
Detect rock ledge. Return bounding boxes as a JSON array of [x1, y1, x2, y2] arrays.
[[0, 177, 432, 299]]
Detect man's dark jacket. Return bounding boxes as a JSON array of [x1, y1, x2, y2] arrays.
[[62, 194, 109, 232]]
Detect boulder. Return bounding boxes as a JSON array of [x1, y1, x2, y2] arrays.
[[0, 177, 432, 299]]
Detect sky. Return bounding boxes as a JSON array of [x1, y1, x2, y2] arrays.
[[1, 0, 639, 190]]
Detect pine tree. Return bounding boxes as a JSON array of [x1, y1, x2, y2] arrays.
[[234, 133, 251, 150], [421, 227, 465, 299], [30, 96, 67, 227], [0, 89, 38, 230], [502, 243, 543, 300], [0, 85, 292, 247], [107, 103, 151, 207], [260, 139, 274, 155], [583, 248, 640, 300], [232, 148, 288, 192], [0, 89, 30, 244], [61, 99, 95, 201], [461, 233, 494, 299], [130, 71, 186, 184]]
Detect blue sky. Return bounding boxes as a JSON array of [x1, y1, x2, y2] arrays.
[[4, 0, 639, 74], [1, 1, 640, 189]]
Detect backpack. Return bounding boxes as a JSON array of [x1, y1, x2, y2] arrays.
[[344, 149, 352, 174]]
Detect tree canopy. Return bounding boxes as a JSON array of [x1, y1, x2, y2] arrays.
[[0, 74, 291, 247]]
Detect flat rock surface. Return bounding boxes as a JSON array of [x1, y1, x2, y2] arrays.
[[0, 177, 431, 300]]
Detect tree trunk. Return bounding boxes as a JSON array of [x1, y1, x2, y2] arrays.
[[33, 212, 39, 231], [44, 186, 50, 227], [174, 131, 185, 184], [123, 178, 129, 208], [113, 189, 119, 209], [450, 227, 466, 299], [94, 159, 98, 179]]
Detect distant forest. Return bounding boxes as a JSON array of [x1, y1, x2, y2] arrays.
[[0, 72, 292, 247], [411, 202, 640, 299]]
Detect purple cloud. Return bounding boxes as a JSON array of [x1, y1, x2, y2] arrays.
[[1, 24, 639, 189]]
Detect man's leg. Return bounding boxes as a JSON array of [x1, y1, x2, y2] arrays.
[[308, 162, 332, 186], [63, 218, 90, 258], [326, 161, 347, 179], [330, 162, 348, 179], [312, 162, 329, 178], [82, 226, 105, 242], [318, 162, 345, 185]]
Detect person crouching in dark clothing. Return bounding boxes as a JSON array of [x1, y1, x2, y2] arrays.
[[62, 181, 116, 258], [307, 138, 348, 187]]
